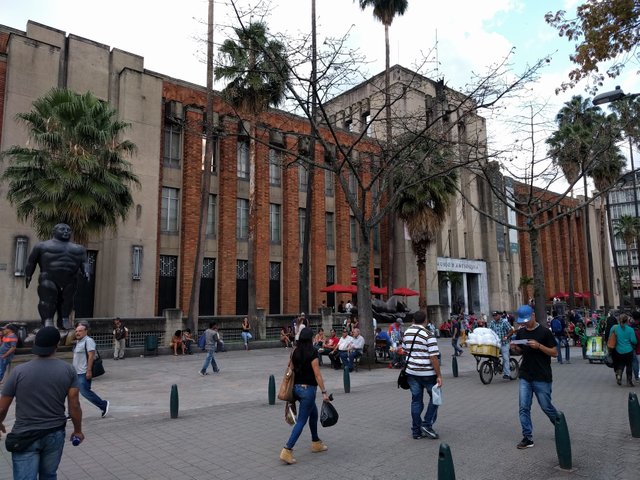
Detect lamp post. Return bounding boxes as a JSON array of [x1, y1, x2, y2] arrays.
[[593, 87, 640, 307]]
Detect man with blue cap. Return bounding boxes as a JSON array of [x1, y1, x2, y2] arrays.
[[511, 304, 559, 450]]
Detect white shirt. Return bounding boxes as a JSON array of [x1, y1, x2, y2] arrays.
[[351, 335, 365, 350], [337, 335, 353, 351]]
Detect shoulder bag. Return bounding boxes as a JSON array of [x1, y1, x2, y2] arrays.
[[85, 341, 105, 378], [277, 348, 296, 402], [607, 326, 617, 351], [397, 327, 423, 390]]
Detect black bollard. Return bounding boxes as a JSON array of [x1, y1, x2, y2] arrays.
[[170, 384, 179, 419], [629, 392, 640, 438], [452, 355, 458, 377], [554, 411, 572, 470], [268, 374, 276, 405], [343, 366, 351, 393], [437, 443, 456, 480]]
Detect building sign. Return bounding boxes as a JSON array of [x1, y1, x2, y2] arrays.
[[351, 267, 357, 284], [436, 257, 485, 273]]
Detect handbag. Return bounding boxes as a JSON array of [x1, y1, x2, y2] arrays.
[[604, 352, 614, 368], [277, 349, 296, 402], [607, 327, 617, 350], [284, 401, 297, 425], [320, 400, 339, 427], [5, 425, 64, 453], [397, 327, 422, 390], [85, 342, 105, 378]]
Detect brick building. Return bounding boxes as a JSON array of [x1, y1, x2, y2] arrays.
[[0, 21, 379, 321]]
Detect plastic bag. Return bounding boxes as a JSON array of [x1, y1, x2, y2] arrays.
[[284, 401, 297, 425], [431, 385, 442, 406], [320, 400, 339, 427]]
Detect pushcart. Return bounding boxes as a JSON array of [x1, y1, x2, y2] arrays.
[[470, 344, 520, 384], [584, 335, 607, 364]]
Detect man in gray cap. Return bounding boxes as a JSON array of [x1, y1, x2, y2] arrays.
[[0, 326, 84, 478]]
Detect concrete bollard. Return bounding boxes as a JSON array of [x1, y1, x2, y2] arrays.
[[629, 392, 640, 438], [170, 384, 179, 419], [343, 366, 351, 393], [268, 374, 276, 405], [452, 355, 458, 377], [554, 411, 572, 470], [437, 443, 456, 480]]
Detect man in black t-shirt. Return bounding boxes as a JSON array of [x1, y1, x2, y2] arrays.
[[511, 305, 559, 450], [450, 317, 463, 356]]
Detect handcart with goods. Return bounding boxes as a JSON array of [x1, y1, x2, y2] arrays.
[[584, 335, 607, 364], [470, 343, 520, 384]]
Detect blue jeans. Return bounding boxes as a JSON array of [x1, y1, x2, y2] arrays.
[[519, 379, 558, 440], [241, 331, 252, 345], [0, 356, 11, 381], [407, 374, 439, 437], [77, 374, 107, 412], [633, 354, 639, 379], [500, 343, 511, 376], [200, 348, 219, 373], [12, 428, 65, 480], [451, 338, 462, 355], [285, 384, 320, 449], [555, 336, 570, 363], [338, 351, 352, 370]]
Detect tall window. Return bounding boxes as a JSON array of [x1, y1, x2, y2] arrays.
[[269, 148, 282, 186], [299, 208, 306, 246], [237, 140, 249, 179], [132, 245, 143, 280], [14, 236, 28, 276], [325, 170, 334, 197], [326, 213, 335, 250], [201, 138, 217, 173], [299, 164, 308, 192], [163, 125, 182, 168], [350, 216, 358, 251], [270, 203, 281, 244], [161, 187, 179, 232], [237, 199, 249, 239], [206, 194, 217, 236]]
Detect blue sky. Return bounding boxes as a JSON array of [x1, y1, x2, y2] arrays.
[[3, 0, 639, 187]]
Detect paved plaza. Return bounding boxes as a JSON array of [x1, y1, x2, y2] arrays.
[[0, 339, 638, 479]]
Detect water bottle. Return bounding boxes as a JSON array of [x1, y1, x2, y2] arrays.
[[71, 435, 81, 446]]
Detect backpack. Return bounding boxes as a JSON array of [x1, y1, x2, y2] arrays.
[[551, 317, 563, 334], [197, 333, 206, 350]]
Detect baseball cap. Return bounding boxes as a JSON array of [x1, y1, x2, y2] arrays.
[[516, 305, 534, 324], [32, 326, 61, 356]]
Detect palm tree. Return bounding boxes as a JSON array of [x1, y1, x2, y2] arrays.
[[395, 139, 457, 311], [613, 214, 640, 300], [1, 87, 139, 244], [519, 276, 534, 304], [357, 0, 408, 293], [215, 22, 289, 324]]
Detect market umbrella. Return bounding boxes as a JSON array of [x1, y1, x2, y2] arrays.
[[392, 287, 419, 297], [320, 284, 357, 294], [370, 285, 388, 295], [551, 292, 569, 299]]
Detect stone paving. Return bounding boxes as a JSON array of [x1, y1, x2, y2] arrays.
[[0, 340, 638, 479]]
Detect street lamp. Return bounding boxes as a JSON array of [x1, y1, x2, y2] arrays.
[[592, 86, 640, 308]]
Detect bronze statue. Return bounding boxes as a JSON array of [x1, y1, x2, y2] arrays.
[[25, 223, 89, 329]]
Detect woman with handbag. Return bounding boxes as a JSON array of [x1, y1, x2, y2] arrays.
[[609, 314, 638, 386], [280, 327, 331, 465]]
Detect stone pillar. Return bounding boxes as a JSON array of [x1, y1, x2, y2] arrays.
[[164, 309, 183, 346], [321, 308, 334, 333], [256, 308, 266, 340]]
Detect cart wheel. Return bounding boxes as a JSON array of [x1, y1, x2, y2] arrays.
[[509, 359, 519, 380], [479, 360, 493, 384]]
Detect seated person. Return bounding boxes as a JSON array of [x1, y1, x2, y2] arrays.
[[319, 329, 339, 366], [348, 328, 365, 369], [313, 328, 326, 364], [171, 329, 186, 356], [375, 327, 391, 358], [331, 329, 354, 371], [280, 326, 292, 348], [182, 328, 194, 354]]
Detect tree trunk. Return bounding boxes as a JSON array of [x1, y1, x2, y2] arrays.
[[356, 226, 374, 364], [606, 196, 622, 308], [529, 226, 548, 326], [598, 197, 611, 308], [568, 212, 575, 309], [583, 173, 595, 311], [187, 0, 215, 334], [384, 23, 395, 294], [415, 243, 427, 311], [247, 124, 257, 326]]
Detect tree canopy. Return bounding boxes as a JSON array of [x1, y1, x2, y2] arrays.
[[545, 0, 640, 93]]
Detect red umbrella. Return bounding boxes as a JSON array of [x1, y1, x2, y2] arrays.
[[320, 284, 357, 294], [370, 285, 388, 295], [392, 287, 419, 297], [551, 292, 569, 298]]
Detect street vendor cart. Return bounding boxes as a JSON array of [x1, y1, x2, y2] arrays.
[[584, 335, 607, 364], [470, 343, 520, 384]]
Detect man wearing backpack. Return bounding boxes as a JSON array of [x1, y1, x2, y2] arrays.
[[199, 322, 220, 376], [550, 311, 570, 364]]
